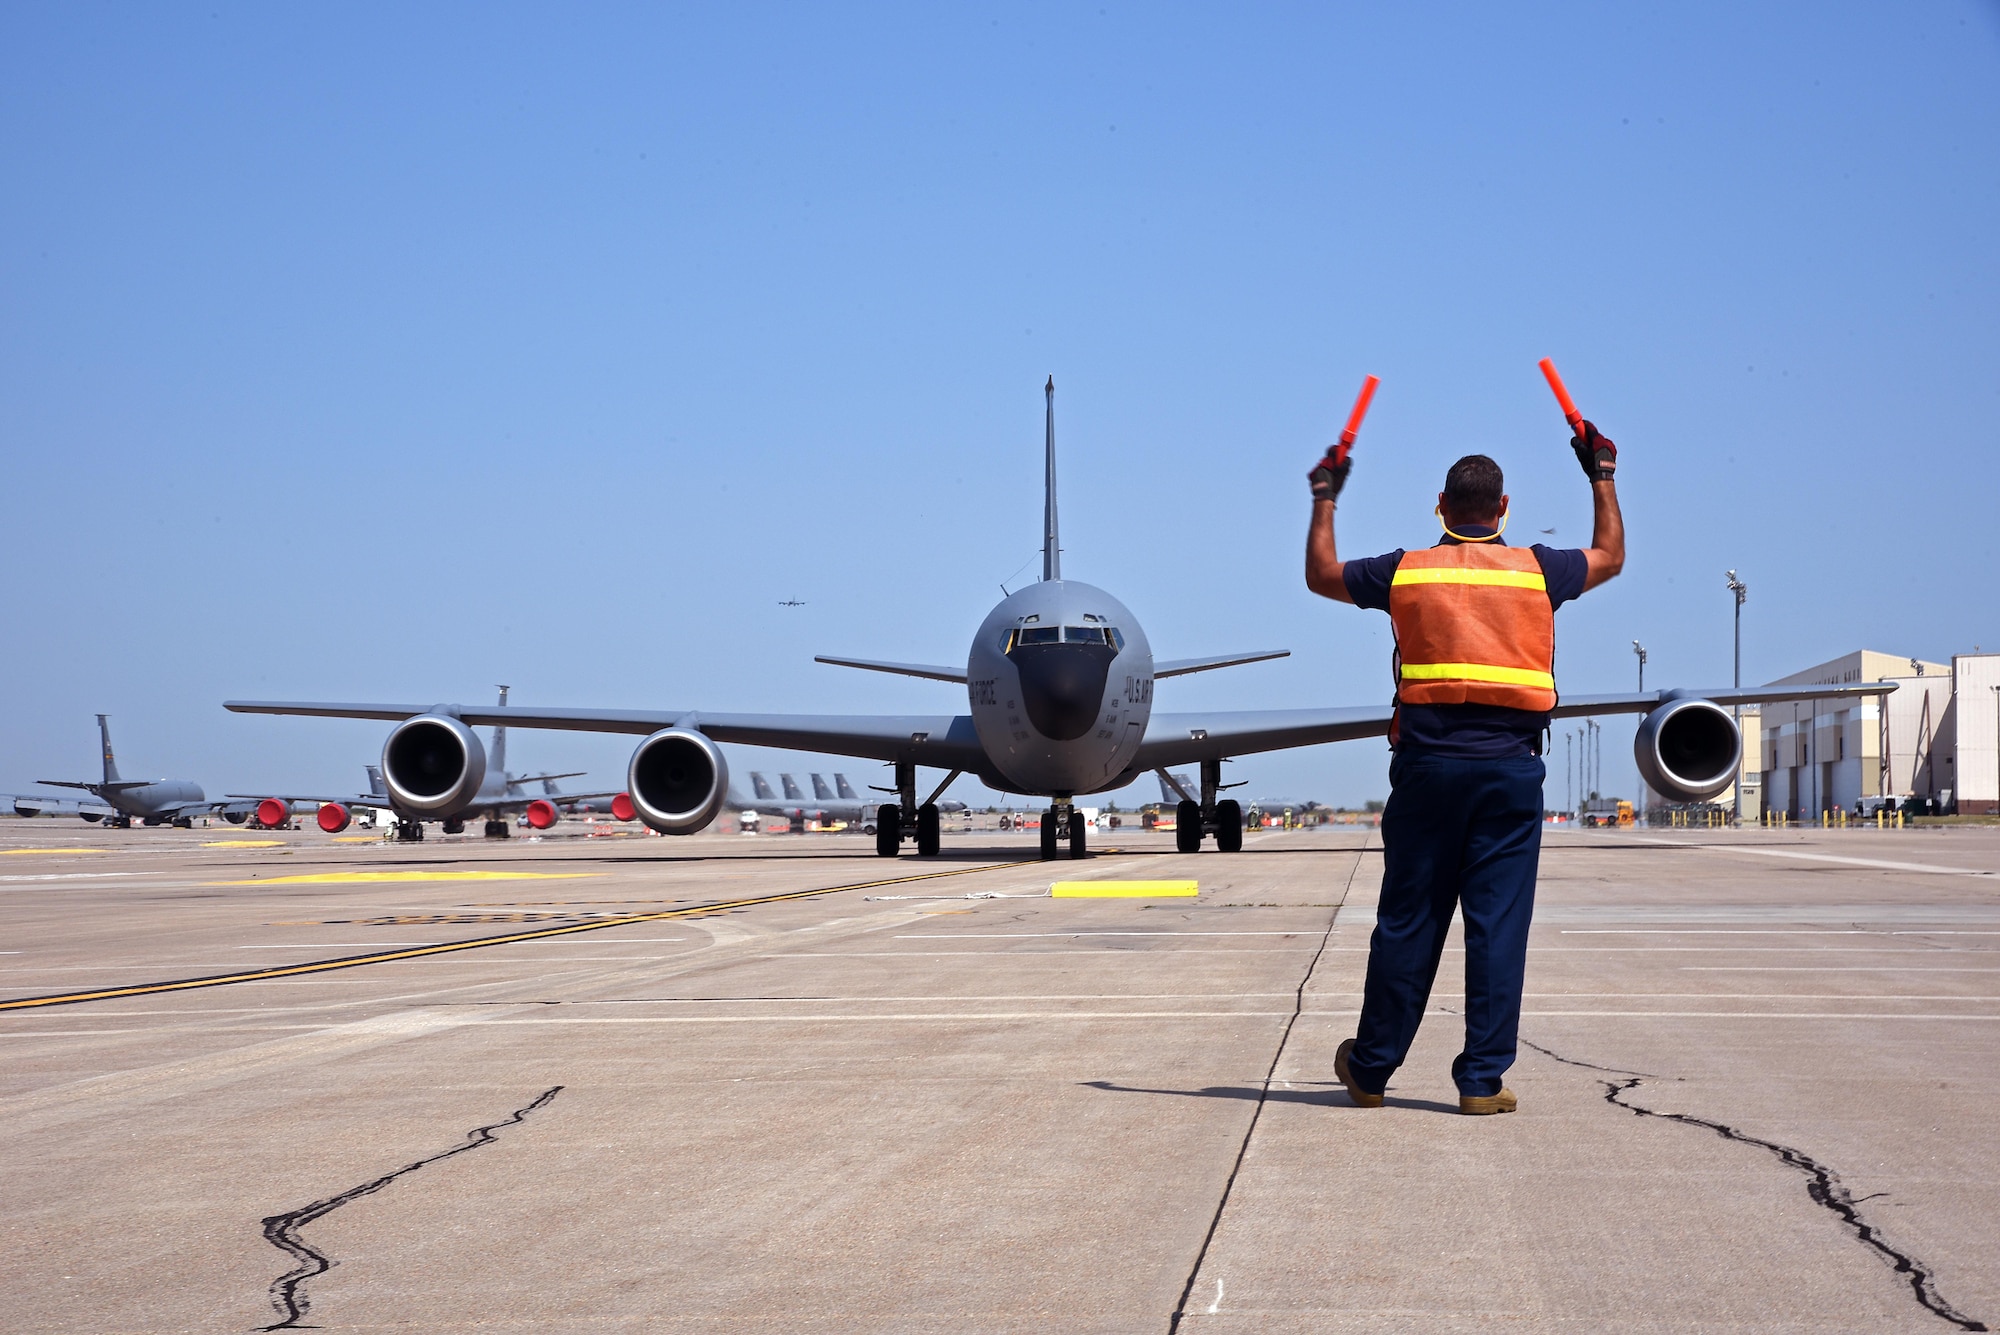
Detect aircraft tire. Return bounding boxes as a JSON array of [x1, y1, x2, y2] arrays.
[[1214, 800, 1243, 853], [875, 804, 901, 857], [1067, 809, 1086, 858], [172, 817, 194, 830], [1175, 801, 1202, 853], [442, 817, 465, 835], [916, 803, 941, 856], [1039, 813, 1060, 861]]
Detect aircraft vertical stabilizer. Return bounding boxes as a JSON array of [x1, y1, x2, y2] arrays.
[[1042, 376, 1060, 582], [97, 714, 121, 785], [491, 686, 510, 776]]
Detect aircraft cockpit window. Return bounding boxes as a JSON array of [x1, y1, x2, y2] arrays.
[[1060, 626, 1120, 646], [1017, 626, 1063, 646]]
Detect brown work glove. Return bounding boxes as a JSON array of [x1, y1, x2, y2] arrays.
[[1308, 441, 1353, 502], [1570, 420, 1616, 482]]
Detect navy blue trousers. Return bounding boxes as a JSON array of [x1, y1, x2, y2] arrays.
[[1347, 750, 1545, 1099]]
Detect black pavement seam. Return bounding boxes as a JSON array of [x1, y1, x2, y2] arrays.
[[256, 1085, 563, 1331], [1600, 1076, 1986, 1332], [1164, 833, 1369, 1333], [1517, 1034, 1662, 1079]]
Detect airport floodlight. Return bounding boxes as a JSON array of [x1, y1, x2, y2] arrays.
[[1632, 641, 1647, 692]]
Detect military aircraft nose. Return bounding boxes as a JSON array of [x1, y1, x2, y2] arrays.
[[1008, 642, 1117, 741]]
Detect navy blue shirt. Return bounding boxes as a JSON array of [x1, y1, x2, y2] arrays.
[[1342, 526, 1589, 758]]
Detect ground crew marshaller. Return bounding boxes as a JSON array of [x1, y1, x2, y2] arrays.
[[1303, 416, 1624, 1113]]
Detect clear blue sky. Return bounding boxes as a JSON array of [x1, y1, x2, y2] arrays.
[[3, 3, 1996, 809]]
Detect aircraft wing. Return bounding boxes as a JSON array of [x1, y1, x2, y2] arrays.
[[1548, 681, 1895, 719], [1133, 681, 1897, 769], [224, 701, 991, 768], [1135, 707, 1396, 769], [225, 792, 392, 809], [8, 793, 116, 818]]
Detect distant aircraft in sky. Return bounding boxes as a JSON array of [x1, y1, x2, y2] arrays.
[[10, 715, 259, 827], [230, 378, 1894, 860], [1539, 526, 1557, 534], [778, 598, 807, 607]]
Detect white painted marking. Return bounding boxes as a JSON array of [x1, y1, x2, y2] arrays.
[[479, 1011, 1292, 1023], [1208, 1278, 1224, 1314], [1628, 839, 1996, 877], [894, 931, 1313, 939], [1685, 967, 2000, 973], [1559, 929, 1873, 936]]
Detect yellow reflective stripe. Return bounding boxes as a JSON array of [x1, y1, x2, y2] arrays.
[[1400, 662, 1556, 689], [1391, 567, 1546, 591]]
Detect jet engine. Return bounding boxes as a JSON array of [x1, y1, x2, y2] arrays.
[[255, 798, 291, 829], [1634, 696, 1743, 803], [525, 799, 559, 830], [381, 713, 488, 814], [627, 729, 729, 835], [610, 792, 636, 822], [317, 802, 352, 834], [12, 801, 38, 818]]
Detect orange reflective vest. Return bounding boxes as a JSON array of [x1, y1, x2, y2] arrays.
[[1388, 544, 1557, 712]]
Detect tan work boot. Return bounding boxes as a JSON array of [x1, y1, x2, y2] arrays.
[[1334, 1038, 1383, 1108], [1459, 1088, 1518, 1115]]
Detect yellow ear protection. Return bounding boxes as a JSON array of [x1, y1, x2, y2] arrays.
[[1435, 505, 1508, 542]]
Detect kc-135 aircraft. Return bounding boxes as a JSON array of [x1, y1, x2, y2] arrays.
[[8, 716, 263, 827], [228, 379, 1893, 860]]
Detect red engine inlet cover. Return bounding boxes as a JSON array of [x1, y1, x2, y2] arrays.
[[526, 799, 558, 830], [317, 803, 351, 834], [611, 792, 636, 822], [255, 798, 289, 829]]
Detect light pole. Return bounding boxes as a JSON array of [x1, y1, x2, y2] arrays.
[[1565, 731, 1573, 814], [1633, 641, 1648, 693], [1991, 685, 1998, 818], [1727, 570, 1749, 823]]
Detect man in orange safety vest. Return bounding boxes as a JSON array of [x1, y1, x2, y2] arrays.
[[1303, 420, 1624, 1113]]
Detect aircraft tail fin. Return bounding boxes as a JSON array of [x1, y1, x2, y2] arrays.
[[365, 764, 387, 798], [749, 772, 776, 801], [1158, 771, 1195, 805], [779, 774, 804, 801], [1042, 376, 1060, 581], [491, 686, 510, 777], [97, 714, 121, 784], [810, 773, 834, 801], [834, 774, 859, 801]]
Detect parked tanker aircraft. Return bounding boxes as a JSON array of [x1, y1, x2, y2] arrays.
[[227, 379, 1896, 860], [233, 688, 622, 839], [10, 716, 260, 827]]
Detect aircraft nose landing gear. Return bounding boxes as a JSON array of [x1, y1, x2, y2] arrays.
[[1039, 800, 1085, 860]]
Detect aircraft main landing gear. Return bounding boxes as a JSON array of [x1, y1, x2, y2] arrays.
[[441, 817, 465, 835], [1169, 760, 1247, 853], [875, 804, 900, 857], [872, 761, 956, 857], [395, 819, 426, 842], [482, 819, 510, 838], [915, 803, 940, 857]]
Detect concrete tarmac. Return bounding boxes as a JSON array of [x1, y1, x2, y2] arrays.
[[0, 819, 1995, 1333]]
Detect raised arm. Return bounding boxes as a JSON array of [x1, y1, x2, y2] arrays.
[[1572, 421, 1625, 592], [1304, 446, 1354, 603]]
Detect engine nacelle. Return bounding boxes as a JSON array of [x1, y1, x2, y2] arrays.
[[525, 799, 558, 830], [1635, 696, 1743, 803], [610, 792, 636, 822], [627, 729, 729, 835], [381, 713, 488, 814], [317, 802, 352, 834], [13, 801, 38, 818], [255, 798, 291, 829]]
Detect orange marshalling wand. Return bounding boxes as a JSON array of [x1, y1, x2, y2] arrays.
[[1339, 374, 1381, 446], [1537, 357, 1583, 431]]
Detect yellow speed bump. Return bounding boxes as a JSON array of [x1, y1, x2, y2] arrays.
[[204, 839, 286, 848], [208, 871, 603, 886], [1050, 880, 1198, 898]]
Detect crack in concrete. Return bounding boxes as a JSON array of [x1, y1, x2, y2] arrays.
[[255, 1085, 563, 1331], [1164, 834, 1370, 1333], [1599, 1075, 1987, 1332]]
